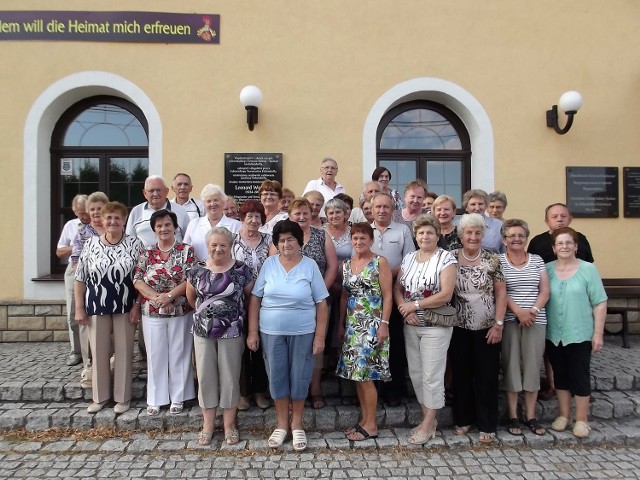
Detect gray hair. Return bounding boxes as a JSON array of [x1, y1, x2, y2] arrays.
[[86, 191, 109, 206], [72, 194, 88, 208], [204, 226, 234, 247], [200, 184, 227, 202], [501, 218, 530, 238], [324, 198, 348, 214], [145, 175, 167, 188], [488, 191, 508, 207], [462, 189, 489, 209], [322, 156, 337, 166], [457, 213, 486, 238], [370, 192, 394, 207]]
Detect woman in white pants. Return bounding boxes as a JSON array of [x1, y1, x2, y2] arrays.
[[394, 214, 457, 445], [134, 209, 196, 415]]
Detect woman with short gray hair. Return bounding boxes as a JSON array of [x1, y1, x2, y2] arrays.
[[186, 226, 254, 446], [184, 184, 241, 260], [488, 191, 508, 221]]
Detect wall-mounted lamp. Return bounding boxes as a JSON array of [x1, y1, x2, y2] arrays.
[[546, 91, 583, 135], [239, 85, 263, 131]]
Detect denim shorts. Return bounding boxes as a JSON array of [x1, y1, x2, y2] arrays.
[[260, 332, 314, 401]]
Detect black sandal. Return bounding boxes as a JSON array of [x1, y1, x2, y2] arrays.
[[507, 418, 522, 435], [524, 418, 546, 436], [347, 424, 378, 441]]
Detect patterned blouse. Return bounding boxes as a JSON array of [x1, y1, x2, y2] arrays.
[[70, 223, 100, 266], [324, 224, 352, 262], [452, 249, 505, 331], [75, 235, 144, 316], [438, 226, 462, 251], [188, 260, 253, 339], [302, 227, 327, 276], [231, 232, 272, 280], [133, 242, 195, 317]]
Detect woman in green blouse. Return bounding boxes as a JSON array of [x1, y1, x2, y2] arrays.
[[546, 227, 607, 439]]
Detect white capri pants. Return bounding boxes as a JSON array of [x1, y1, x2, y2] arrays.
[[404, 325, 453, 410], [142, 313, 195, 407]]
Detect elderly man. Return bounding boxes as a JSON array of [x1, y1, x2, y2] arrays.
[[528, 202, 594, 401], [127, 175, 191, 247], [370, 192, 415, 406], [528, 202, 594, 263], [349, 181, 382, 223], [56, 194, 90, 366], [302, 157, 346, 205], [171, 172, 204, 221]]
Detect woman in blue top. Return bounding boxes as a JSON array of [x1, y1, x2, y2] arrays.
[[247, 219, 329, 452], [546, 227, 607, 439]]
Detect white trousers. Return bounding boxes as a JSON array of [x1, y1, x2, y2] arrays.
[[404, 325, 453, 410], [143, 313, 195, 406]]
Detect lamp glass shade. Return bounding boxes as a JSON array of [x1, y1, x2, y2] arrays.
[[240, 86, 263, 108], [558, 91, 583, 113]]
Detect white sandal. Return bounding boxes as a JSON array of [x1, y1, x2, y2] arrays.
[[146, 405, 160, 416], [268, 428, 288, 448], [292, 429, 307, 452]]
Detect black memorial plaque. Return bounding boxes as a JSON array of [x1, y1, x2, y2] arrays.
[[566, 166, 618, 218], [224, 153, 283, 204], [623, 167, 640, 218]]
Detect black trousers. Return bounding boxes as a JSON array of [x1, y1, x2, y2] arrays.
[[381, 304, 407, 400], [450, 326, 500, 433]]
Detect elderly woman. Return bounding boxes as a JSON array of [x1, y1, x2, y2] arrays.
[[184, 184, 241, 261], [133, 209, 196, 416], [280, 197, 338, 408], [279, 187, 296, 214], [337, 222, 392, 441], [488, 191, 508, 221], [69, 191, 109, 386], [393, 180, 428, 228], [546, 227, 607, 439], [258, 179, 288, 234], [247, 220, 329, 451], [186, 227, 253, 446], [432, 195, 461, 251], [303, 190, 326, 228], [371, 166, 402, 211], [451, 213, 507, 444], [360, 198, 374, 224], [499, 219, 549, 436], [394, 214, 457, 444], [324, 198, 352, 263], [74, 201, 144, 414], [232, 200, 271, 411], [462, 189, 504, 254]]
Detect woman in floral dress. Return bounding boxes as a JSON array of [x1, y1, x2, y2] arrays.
[[336, 222, 392, 441]]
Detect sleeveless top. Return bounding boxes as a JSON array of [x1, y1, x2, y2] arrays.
[[302, 227, 327, 276]]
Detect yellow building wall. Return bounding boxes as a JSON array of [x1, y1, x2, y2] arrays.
[[0, 0, 639, 298]]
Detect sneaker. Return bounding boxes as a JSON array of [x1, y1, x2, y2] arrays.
[[67, 353, 82, 366]]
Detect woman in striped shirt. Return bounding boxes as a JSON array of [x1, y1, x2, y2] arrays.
[[499, 219, 550, 436]]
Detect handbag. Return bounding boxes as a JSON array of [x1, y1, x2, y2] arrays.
[[420, 304, 458, 328]]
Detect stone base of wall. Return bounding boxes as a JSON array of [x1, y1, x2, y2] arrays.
[[0, 301, 67, 342], [0, 298, 639, 342]]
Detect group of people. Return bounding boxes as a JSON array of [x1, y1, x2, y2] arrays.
[[56, 158, 607, 451]]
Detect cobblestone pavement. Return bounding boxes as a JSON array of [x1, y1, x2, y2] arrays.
[[1, 438, 640, 479]]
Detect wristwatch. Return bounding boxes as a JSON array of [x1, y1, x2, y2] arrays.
[[414, 300, 420, 310], [495, 319, 504, 326], [167, 292, 173, 299]]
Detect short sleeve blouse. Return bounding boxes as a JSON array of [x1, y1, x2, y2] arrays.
[[499, 253, 547, 324]]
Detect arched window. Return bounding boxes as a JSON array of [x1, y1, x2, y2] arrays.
[[50, 96, 149, 274], [376, 100, 471, 210]]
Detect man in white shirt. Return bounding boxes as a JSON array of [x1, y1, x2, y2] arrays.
[[56, 194, 90, 366], [127, 175, 191, 247], [302, 157, 346, 206], [171, 172, 204, 221], [370, 192, 415, 407]]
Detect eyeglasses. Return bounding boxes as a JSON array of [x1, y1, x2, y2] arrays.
[[322, 166, 338, 171], [505, 234, 527, 239], [555, 241, 575, 247]]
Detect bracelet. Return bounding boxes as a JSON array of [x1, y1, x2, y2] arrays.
[[414, 300, 420, 310], [380, 319, 390, 325], [531, 306, 541, 313], [135, 300, 141, 304]]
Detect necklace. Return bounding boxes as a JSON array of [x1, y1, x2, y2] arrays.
[[158, 240, 176, 253], [507, 252, 527, 266], [104, 233, 123, 246], [461, 249, 481, 262], [351, 256, 371, 271]]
